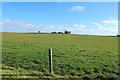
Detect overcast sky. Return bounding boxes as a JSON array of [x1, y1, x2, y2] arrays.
[[1, 2, 118, 35]]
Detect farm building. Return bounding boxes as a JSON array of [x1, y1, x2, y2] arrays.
[[64, 31, 71, 34]]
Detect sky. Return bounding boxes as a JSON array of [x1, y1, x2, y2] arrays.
[[2, 0, 119, 2], [1, 2, 118, 35]]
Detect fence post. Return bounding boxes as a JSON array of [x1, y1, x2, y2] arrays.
[[49, 48, 53, 73]]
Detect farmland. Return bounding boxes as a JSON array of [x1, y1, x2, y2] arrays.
[[1, 32, 119, 79]]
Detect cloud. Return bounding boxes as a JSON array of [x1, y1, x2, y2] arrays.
[[74, 24, 86, 28], [91, 23, 103, 28], [1, 20, 54, 32], [91, 19, 118, 35], [102, 18, 118, 25], [92, 23, 100, 26], [68, 6, 84, 12], [1, 18, 118, 36], [1, 20, 86, 34]]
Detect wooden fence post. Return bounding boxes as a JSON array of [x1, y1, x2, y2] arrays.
[[49, 48, 53, 73]]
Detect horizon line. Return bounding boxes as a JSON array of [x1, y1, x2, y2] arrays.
[[1, 32, 118, 36]]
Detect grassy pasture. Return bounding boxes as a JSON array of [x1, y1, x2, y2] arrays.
[[1, 33, 119, 78]]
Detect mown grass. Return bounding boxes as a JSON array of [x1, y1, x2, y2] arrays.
[[2, 32, 119, 79]]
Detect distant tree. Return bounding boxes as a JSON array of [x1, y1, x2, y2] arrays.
[[51, 32, 57, 33], [38, 31, 40, 33], [64, 31, 71, 34], [58, 32, 63, 34], [117, 35, 120, 37]]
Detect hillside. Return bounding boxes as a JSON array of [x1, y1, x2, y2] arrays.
[[1, 33, 119, 79]]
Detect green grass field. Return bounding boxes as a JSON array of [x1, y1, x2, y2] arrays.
[[1, 33, 119, 79]]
